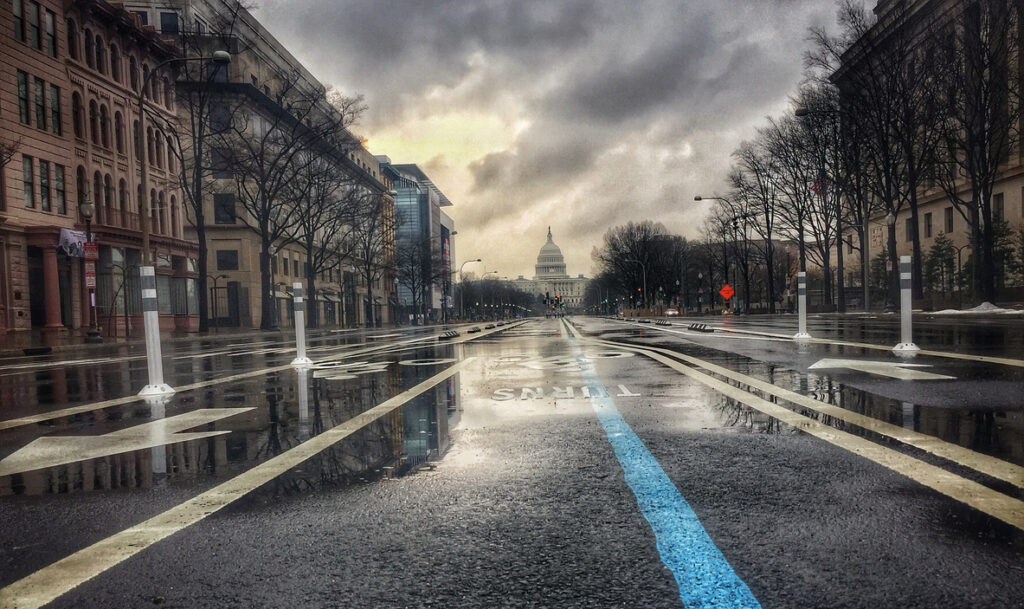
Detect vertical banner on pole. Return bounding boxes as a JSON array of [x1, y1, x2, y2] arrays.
[[291, 282, 313, 367], [138, 266, 174, 396], [893, 255, 919, 354], [793, 272, 811, 340]]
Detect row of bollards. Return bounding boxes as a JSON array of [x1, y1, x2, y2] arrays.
[[793, 256, 918, 355]]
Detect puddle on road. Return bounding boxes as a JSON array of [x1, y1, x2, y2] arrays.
[[586, 324, 1024, 468], [0, 344, 461, 497]]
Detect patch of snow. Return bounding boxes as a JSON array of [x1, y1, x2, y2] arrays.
[[932, 302, 1024, 315]]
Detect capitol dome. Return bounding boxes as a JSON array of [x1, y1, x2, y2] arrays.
[[535, 227, 569, 279]]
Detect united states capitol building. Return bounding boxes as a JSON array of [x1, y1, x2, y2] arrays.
[[512, 228, 590, 308]]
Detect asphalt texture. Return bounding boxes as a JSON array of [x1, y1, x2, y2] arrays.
[[3, 318, 1024, 608]]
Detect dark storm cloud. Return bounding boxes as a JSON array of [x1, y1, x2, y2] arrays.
[[253, 0, 838, 276]]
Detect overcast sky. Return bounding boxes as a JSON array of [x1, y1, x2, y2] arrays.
[[253, 0, 839, 279]]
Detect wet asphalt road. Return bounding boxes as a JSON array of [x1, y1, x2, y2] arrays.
[[1, 317, 1023, 608]]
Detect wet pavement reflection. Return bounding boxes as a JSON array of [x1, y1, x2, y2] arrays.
[[581, 319, 1024, 469], [0, 338, 463, 497]]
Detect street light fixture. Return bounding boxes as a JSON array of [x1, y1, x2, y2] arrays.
[[458, 258, 482, 320], [79, 199, 102, 343]]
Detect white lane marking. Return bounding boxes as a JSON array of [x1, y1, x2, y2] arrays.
[[589, 337, 1024, 489], [562, 325, 1024, 530], [0, 360, 473, 609], [808, 358, 956, 381], [0, 322, 523, 432], [0, 409, 253, 478]]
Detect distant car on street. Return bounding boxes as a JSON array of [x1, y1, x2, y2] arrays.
[[665, 308, 679, 316]]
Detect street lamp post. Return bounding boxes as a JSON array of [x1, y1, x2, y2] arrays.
[[884, 211, 898, 312], [458, 258, 482, 320], [135, 50, 230, 397], [79, 199, 102, 343]]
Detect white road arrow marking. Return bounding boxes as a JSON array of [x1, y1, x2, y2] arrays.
[[0, 408, 253, 477], [808, 358, 955, 381]]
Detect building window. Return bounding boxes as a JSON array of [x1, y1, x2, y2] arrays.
[[211, 148, 232, 178], [129, 56, 138, 91], [84, 27, 93, 67], [99, 105, 109, 148], [271, 255, 277, 275], [905, 218, 914, 242], [924, 212, 932, 239], [66, 18, 77, 59], [49, 84, 61, 134], [38, 160, 49, 211], [94, 35, 104, 74], [160, 12, 178, 34], [216, 250, 239, 271], [114, 111, 124, 153], [213, 193, 236, 223], [944, 207, 953, 234], [33, 77, 45, 129], [13, 0, 25, 42], [89, 100, 99, 144], [133, 10, 148, 25], [109, 44, 120, 82], [17, 71, 29, 124], [44, 9, 55, 56], [55, 164, 65, 214], [293, 259, 299, 276], [993, 193, 1004, 221], [22, 156, 34, 208], [71, 92, 83, 138], [27, 0, 40, 49]]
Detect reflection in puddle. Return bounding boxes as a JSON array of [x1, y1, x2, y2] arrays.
[[0, 346, 462, 497]]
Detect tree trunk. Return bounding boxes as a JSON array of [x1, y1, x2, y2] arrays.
[[980, 192, 997, 303], [887, 221, 899, 311], [196, 221, 209, 331], [260, 241, 275, 330], [836, 228, 846, 312], [860, 220, 871, 311], [908, 189, 924, 300], [765, 240, 776, 314]]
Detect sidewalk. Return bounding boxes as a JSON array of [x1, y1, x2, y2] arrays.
[[0, 325, 328, 358]]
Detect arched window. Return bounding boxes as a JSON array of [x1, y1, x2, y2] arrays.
[[163, 77, 172, 108], [103, 174, 113, 220], [155, 136, 163, 169], [142, 64, 149, 99], [94, 35, 105, 74], [137, 184, 143, 214], [76, 166, 87, 209], [109, 44, 120, 82], [114, 111, 124, 153], [170, 195, 178, 238], [166, 136, 175, 171], [146, 127, 154, 165], [71, 93, 83, 139], [133, 119, 141, 160], [129, 56, 138, 91], [92, 171, 103, 222], [88, 100, 99, 145], [118, 179, 128, 224], [66, 19, 78, 60], [84, 28, 94, 68], [99, 105, 109, 148]]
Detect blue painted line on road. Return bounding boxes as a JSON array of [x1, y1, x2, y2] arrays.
[[567, 331, 761, 609]]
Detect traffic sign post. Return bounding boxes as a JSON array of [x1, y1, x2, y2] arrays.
[[793, 272, 811, 341]]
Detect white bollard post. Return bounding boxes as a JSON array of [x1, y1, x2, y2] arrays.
[[138, 266, 174, 396], [793, 271, 811, 341], [291, 282, 313, 367], [893, 255, 919, 354]]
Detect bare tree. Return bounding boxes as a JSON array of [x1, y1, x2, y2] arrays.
[[396, 235, 447, 324], [731, 139, 781, 312], [287, 154, 362, 327], [934, 0, 1019, 303], [349, 191, 395, 327], [212, 71, 363, 329]]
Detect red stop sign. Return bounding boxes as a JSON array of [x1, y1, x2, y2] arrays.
[[719, 284, 734, 300]]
